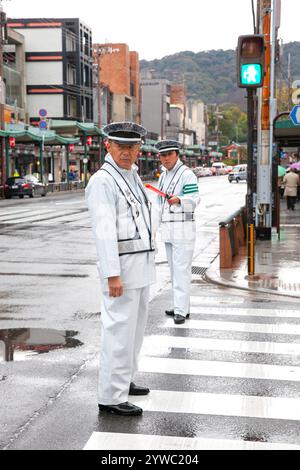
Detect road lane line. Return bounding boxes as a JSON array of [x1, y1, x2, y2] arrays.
[[84, 432, 300, 451], [142, 335, 300, 356], [164, 319, 300, 336], [130, 390, 300, 421], [139, 356, 300, 382]]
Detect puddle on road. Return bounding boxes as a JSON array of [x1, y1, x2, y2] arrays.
[[0, 329, 83, 362]]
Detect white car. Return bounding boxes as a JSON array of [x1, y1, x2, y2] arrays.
[[211, 163, 227, 175]]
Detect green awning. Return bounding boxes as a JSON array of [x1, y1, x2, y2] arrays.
[[50, 120, 102, 136], [2, 125, 80, 145]]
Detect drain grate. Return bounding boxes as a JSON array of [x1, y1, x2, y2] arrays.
[[192, 266, 208, 276]]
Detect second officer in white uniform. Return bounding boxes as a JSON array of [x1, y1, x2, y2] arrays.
[[86, 122, 156, 417], [156, 140, 200, 325]]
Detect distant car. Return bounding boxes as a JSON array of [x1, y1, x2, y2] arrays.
[[201, 168, 213, 177], [24, 175, 47, 197], [193, 167, 213, 177], [4, 176, 47, 199], [211, 163, 227, 176], [226, 166, 234, 174], [228, 166, 248, 183]]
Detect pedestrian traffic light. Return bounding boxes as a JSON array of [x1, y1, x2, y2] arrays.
[[87, 136, 92, 146], [237, 35, 265, 88], [9, 137, 16, 148]]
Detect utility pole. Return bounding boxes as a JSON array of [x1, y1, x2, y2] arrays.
[[94, 45, 103, 129], [0, 4, 7, 193], [255, 0, 279, 241], [287, 53, 292, 111], [182, 77, 187, 149]]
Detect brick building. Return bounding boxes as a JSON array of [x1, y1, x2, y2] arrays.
[[93, 43, 141, 125]]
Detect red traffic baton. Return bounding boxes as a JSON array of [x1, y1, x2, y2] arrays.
[[145, 184, 173, 200]]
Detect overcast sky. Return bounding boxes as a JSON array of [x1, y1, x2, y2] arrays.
[[4, 0, 298, 60]]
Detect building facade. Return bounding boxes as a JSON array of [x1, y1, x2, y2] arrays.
[[7, 18, 93, 124], [141, 76, 171, 140], [93, 43, 141, 125], [3, 28, 27, 124]]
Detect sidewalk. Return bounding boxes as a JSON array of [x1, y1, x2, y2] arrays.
[[206, 202, 300, 299]]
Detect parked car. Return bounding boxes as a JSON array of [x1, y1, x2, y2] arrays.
[[211, 162, 227, 176], [194, 167, 213, 178], [228, 165, 248, 183], [200, 168, 213, 177], [225, 166, 234, 174], [4, 176, 47, 199], [24, 175, 47, 197]]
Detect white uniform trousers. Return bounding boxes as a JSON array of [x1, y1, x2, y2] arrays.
[[165, 240, 195, 317], [98, 286, 150, 405]]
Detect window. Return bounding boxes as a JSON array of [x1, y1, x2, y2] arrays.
[[67, 96, 77, 118], [67, 64, 77, 85], [66, 32, 76, 52]]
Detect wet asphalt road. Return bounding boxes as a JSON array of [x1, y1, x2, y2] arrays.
[[1, 177, 300, 450]]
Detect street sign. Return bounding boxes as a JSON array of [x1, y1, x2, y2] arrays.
[[39, 109, 48, 118], [39, 120, 48, 130], [83, 158, 88, 164], [290, 105, 300, 126]]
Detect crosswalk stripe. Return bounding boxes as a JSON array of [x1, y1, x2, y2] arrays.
[[0, 209, 31, 218], [84, 432, 300, 451], [0, 209, 57, 222], [142, 335, 300, 356], [190, 306, 300, 319], [164, 319, 300, 336], [2, 211, 80, 224], [190, 296, 245, 305], [33, 212, 89, 225], [139, 356, 300, 382], [131, 390, 300, 421]]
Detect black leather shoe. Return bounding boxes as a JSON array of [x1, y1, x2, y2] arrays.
[[174, 315, 186, 325], [129, 382, 150, 396], [165, 310, 175, 316], [166, 310, 190, 319], [98, 402, 143, 416]]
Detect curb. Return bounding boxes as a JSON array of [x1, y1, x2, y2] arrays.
[[205, 256, 300, 300]]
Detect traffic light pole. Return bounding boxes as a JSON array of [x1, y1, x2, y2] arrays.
[[247, 88, 256, 276], [84, 133, 88, 188]]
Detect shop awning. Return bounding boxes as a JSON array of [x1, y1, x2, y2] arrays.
[[50, 120, 102, 136], [3, 124, 80, 145]]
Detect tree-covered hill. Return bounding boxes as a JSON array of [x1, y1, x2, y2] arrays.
[[140, 42, 300, 107]]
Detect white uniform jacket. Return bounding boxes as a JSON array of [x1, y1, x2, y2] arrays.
[[158, 160, 200, 243], [86, 155, 156, 291]]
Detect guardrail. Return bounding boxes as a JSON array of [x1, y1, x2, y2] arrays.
[[219, 207, 247, 269], [46, 182, 84, 193]]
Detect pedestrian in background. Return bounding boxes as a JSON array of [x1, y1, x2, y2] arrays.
[[86, 122, 156, 417], [61, 170, 67, 183], [69, 169, 75, 182], [156, 140, 200, 325], [283, 169, 300, 211]]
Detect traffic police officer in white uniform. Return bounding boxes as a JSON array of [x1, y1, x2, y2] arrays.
[[86, 122, 156, 417], [156, 140, 200, 325]]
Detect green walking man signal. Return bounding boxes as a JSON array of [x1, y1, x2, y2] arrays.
[[237, 35, 265, 89]]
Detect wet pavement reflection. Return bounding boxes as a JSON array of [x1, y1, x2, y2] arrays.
[[0, 329, 83, 362]]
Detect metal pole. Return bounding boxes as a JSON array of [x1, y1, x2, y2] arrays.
[[0, 4, 5, 190], [5, 136, 8, 178], [39, 139, 43, 183], [66, 145, 70, 185], [269, 0, 277, 174], [84, 133, 88, 188], [247, 88, 256, 276]]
